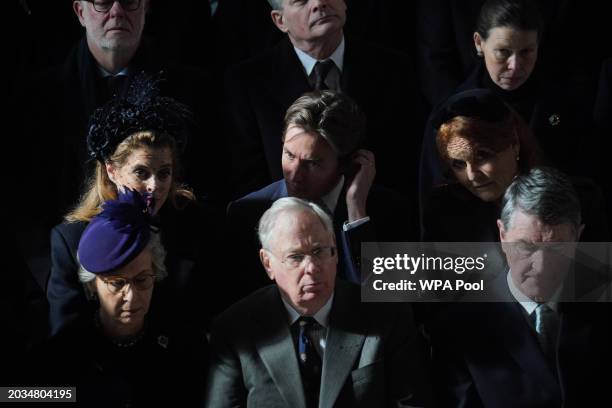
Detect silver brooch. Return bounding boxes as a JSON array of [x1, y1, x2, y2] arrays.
[[158, 335, 169, 349], [549, 114, 561, 126]]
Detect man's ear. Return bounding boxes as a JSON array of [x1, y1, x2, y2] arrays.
[[271, 9, 288, 33], [73, 1, 86, 27], [260, 249, 275, 281], [473, 32, 483, 55], [497, 219, 507, 242], [497, 219, 511, 256]]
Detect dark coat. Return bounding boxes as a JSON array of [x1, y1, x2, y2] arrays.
[[47, 200, 212, 336], [40, 309, 208, 408], [431, 272, 612, 408], [224, 179, 417, 308], [224, 36, 424, 197], [206, 280, 429, 408]]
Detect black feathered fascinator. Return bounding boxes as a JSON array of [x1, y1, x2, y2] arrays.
[[87, 71, 192, 162]]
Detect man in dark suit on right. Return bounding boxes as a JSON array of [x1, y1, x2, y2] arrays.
[[225, 0, 423, 197], [432, 167, 612, 407]]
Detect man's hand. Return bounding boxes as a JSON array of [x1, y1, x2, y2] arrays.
[[346, 149, 375, 222]]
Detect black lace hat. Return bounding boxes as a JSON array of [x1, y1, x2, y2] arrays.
[[87, 71, 192, 162]]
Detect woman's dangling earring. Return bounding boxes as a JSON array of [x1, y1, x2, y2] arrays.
[[477, 49, 483, 57]]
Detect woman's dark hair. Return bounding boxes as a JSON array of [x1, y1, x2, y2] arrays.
[[476, 0, 543, 40]]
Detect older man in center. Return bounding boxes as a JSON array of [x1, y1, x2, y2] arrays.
[[207, 197, 427, 407]]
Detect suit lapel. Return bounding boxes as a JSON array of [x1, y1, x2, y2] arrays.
[[252, 288, 306, 408], [319, 284, 366, 408], [275, 38, 312, 109]]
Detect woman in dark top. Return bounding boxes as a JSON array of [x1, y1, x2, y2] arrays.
[[421, 89, 608, 243], [47, 73, 209, 336], [420, 0, 597, 195], [44, 189, 206, 407]]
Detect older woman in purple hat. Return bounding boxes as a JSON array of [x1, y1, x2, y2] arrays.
[[42, 188, 206, 407]]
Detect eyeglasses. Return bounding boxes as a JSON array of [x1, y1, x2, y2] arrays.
[[268, 246, 337, 269], [100, 273, 155, 294], [86, 0, 142, 13]]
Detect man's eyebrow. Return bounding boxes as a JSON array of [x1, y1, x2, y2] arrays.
[[283, 148, 320, 161]]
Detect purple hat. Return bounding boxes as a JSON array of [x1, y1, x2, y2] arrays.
[[78, 189, 155, 274]]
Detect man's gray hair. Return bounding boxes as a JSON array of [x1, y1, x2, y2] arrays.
[[258, 197, 334, 250], [78, 231, 167, 298], [500, 167, 581, 231], [267, 0, 284, 10]]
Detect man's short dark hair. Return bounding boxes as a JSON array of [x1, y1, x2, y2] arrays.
[[500, 167, 582, 231], [283, 90, 366, 162]]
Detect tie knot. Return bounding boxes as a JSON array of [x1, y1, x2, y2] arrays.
[[313, 59, 335, 90], [298, 316, 318, 328]]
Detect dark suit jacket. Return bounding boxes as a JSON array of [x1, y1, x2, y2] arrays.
[[206, 280, 428, 407], [431, 270, 612, 408], [224, 179, 416, 309], [224, 35, 424, 197], [47, 201, 212, 336]]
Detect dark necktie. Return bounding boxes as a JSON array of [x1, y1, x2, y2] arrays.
[[313, 59, 335, 91], [534, 303, 559, 364], [296, 316, 322, 408]]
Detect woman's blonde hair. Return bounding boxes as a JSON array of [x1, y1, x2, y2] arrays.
[[66, 131, 194, 222]]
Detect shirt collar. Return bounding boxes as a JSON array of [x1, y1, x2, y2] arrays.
[[293, 35, 345, 76], [282, 292, 334, 328], [321, 175, 344, 214], [506, 269, 560, 315], [98, 65, 130, 78]]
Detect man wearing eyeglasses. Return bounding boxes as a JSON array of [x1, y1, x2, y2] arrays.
[[73, 0, 146, 74], [206, 197, 428, 407]]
